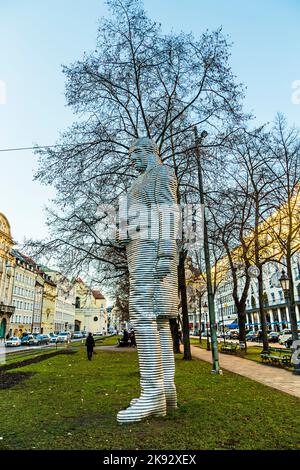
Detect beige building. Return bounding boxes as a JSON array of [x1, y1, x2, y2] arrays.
[[75, 279, 107, 334], [40, 275, 57, 335], [43, 270, 76, 333], [10, 251, 37, 336], [0, 212, 15, 339]]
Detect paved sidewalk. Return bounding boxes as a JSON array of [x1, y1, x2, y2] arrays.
[[191, 345, 300, 398]]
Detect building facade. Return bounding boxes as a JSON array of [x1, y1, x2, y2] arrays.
[[107, 305, 122, 333], [188, 255, 300, 334], [75, 279, 107, 334], [0, 213, 15, 339], [10, 251, 37, 336], [43, 270, 76, 333], [40, 275, 57, 335]]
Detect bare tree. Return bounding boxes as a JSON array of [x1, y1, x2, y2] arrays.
[[262, 114, 300, 341], [27, 0, 247, 360], [206, 127, 279, 350]]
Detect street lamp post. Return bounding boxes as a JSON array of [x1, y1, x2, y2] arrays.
[[220, 302, 226, 344], [279, 269, 300, 375], [194, 127, 221, 374], [198, 297, 202, 344], [5, 261, 15, 337], [203, 301, 210, 351]]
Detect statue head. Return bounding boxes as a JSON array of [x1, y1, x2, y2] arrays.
[[129, 137, 161, 172]]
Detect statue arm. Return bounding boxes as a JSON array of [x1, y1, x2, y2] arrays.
[[154, 166, 179, 260]]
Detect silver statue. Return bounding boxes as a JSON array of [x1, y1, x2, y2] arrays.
[[117, 137, 179, 424]]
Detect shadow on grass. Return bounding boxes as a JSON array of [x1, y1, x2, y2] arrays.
[[0, 371, 36, 389], [0, 349, 77, 373]]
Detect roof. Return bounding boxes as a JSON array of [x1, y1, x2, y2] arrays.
[[12, 250, 56, 285], [92, 290, 105, 300], [0, 212, 12, 240]]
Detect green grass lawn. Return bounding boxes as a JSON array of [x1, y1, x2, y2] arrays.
[[96, 334, 120, 346], [0, 345, 299, 450]]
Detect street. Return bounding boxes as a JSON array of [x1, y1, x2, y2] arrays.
[[0, 339, 80, 363]]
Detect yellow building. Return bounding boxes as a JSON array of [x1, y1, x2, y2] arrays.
[[0, 212, 15, 339]]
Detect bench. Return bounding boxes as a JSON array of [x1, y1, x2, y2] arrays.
[[221, 342, 238, 354], [260, 347, 292, 367]]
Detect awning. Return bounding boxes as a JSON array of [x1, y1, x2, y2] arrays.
[[223, 320, 299, 329]]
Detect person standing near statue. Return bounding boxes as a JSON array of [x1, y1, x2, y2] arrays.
[[117, 137, 179, 424]]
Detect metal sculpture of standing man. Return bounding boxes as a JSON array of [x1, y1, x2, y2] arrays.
[[117, 137, 179, 424]]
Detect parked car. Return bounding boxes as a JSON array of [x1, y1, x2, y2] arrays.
[[284, 333, 300, 348], [279, 329, 300, 348], [267, 331, 280, 343], [56, 332, 71, 343], [94, 331, 103, 337], [108, 329, 117, 335], [246, 331, 258, 342], [72, 332, 83, 339], [279, 329, 292, 345], [49, 335, 58, 344], [21, 335, 34, 346], [5, 336, 21, 347], [225, 330, 239, 340], [28, 334, 50, 346], [22, 331, 31, 338]]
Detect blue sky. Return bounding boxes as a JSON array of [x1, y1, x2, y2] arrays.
[[0, 0, 299, 244]]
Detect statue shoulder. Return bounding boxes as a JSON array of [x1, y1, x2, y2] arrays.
[[156, 164, 176, 181]]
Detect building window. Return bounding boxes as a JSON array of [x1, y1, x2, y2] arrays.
[[279, 290, 284, 301], [263, 292, 269, 307]]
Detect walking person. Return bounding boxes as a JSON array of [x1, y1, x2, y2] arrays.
[[85, 332, 95, 361], [129, 329, 136, 347]]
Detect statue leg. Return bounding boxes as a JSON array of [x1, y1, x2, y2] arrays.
[[157, 316, 177, 410], [129, 317, 177, 411], [117, 319, 166, 424]]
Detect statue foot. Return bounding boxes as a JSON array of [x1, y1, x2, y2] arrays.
[[117, 394, 166, 424], [130, 386, 177, 411]]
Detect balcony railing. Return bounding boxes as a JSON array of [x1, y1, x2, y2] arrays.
[[0, 303, 16, 315]]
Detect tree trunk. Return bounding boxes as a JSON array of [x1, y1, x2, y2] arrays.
[[254, 197, 269, 351], [237, 308, 247, 353], [178, 250, 192, 360], [257, 268, 269, 351], [169, 318, 181, 353]]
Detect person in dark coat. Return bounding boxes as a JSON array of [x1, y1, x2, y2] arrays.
[[129, 329, 136, 347], [122, 329, 129, 343], [85, 332, 95, 360]]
